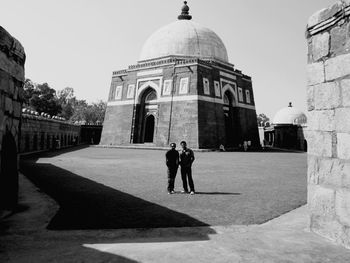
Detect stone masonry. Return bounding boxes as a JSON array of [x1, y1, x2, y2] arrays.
[[0, 26, 25, 209], [306, 0, 350, 248], [20, 112, 81, 153]]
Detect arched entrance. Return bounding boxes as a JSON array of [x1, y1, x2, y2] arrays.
[[223, 91, 235, 147], [144, 114, 155, 143], [133, 88, 158, 143], [0, 133, 18, 210]]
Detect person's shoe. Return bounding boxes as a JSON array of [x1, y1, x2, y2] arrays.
[[170, 190, 175, 194], [181, 190, 189, 194], [190, 191, 195, 195]]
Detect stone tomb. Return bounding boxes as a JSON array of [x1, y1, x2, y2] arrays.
[[100, 2, 259, 149]]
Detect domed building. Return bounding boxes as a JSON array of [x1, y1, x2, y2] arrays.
[[100, 2, 259, 149], [264, 103, 307, 151]]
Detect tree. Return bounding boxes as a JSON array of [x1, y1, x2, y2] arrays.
[[57, 87, 76, 120], [70, 100, 106, 124], [23, 81, 106, 124], [23, 81, 61, 116], [257, 113, 270, 127], [23, 79, 35, 107]]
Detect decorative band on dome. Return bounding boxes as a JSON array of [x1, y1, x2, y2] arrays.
[[178, 1, 192, 20]]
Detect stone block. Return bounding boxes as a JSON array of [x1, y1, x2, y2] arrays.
[[5, 96, 13, 114], [307, 2, 344, 29], [13, 101, 21, 118], [308, 185, 336, 218], [307, 110, 335, 131], [330, 23, 350, 56], [311, 32, 329, 61], [319, 158, 343, 187], [0, 69, 9, 93], [314, 82, 341, 110], [337, 133, 350, 159], [336, 189, 350, 227], [325, 53, 350, 81], [308, 155, 318, 184], [307, 62, 325, 86], [0, 111, 4, 132], [307, 131, 333, 157], [306, 85, 315, 111], [341, 78, 350, 107], [308, 8, 326, 28], [342, 162, 350, 188], [0, 51, 25, 82], [310, 214, 344, 243], [8, 79, 14, 95], [335, 108, 350, 132]]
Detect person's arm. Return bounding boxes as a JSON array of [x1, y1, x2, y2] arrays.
[[190, 150, 195, 165], [165, 152, 169, 167], [176, 152, 179, 166]]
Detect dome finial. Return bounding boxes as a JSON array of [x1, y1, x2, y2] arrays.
[[178, 1, 192, 20]]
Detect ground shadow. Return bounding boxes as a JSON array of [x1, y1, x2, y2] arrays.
[[20, 158, 216, 233], [20, 145, 90, 159], [194, 192, 241, 195]]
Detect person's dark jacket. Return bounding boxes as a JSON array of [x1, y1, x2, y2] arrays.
[[166, 149, 179, 169], [179, 148, 195, 168]]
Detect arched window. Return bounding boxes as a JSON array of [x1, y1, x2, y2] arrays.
[[145, 90, 157, 103], [224, 93, 230, 105]]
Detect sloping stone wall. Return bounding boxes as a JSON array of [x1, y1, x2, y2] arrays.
[[306, 0, 350, 248], [0, 26, 25, 209]]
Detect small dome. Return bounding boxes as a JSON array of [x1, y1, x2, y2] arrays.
[[273, 103, 307, 125]]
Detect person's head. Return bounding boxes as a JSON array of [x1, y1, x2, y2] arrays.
[[170, 143, 176, 150], [180, 141, 187, 150]]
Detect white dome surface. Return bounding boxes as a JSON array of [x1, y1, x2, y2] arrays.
[[273, 106, 307, 125], [139, 20, 229, 62]]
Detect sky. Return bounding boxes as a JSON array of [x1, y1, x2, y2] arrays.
[[1, 0, 336, 118]]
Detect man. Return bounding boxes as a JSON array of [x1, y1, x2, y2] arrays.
[[165, 143, 179, 194], [179, 141, 195, 195]]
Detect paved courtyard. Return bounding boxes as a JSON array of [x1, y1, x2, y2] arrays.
[[20, 146, 307, 229]]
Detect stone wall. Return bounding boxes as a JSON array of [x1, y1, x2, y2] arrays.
[[306, 0, 350, 248], [0, 26, 25, 210], [20, 114, 81, 153]]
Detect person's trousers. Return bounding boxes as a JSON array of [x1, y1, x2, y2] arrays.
[[167, 167, 178, 192], [181, 166, 195, 192]]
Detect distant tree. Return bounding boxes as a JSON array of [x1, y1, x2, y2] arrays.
[[70, 99, 88, 122], [23, 79, 36, 107], [257, 113, 270, 127], [71, 100, 106, 124], [23, 80, 106, 124], [23, 81, 61, 116], [57, 87, 76, 120]]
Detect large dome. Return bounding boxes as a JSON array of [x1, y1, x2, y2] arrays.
[[273, 103, 307, 125], [139, 3, 228, 62]]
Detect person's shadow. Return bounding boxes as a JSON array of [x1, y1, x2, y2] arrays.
[[194, 192, 241, 195]]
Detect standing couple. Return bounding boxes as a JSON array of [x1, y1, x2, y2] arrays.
[[165, 141, 195, 195]]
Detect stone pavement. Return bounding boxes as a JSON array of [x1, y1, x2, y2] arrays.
[[1, 174, 350, 263]]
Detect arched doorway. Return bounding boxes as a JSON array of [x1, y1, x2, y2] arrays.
[[144, 114, 155, 143], [0, 133, 18, 210], [223, 91, 235, 147], [133, 88, 158, 143]]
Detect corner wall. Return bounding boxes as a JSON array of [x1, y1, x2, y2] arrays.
[[0, 26, 25, 210], [306, 1, 350, 248]]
